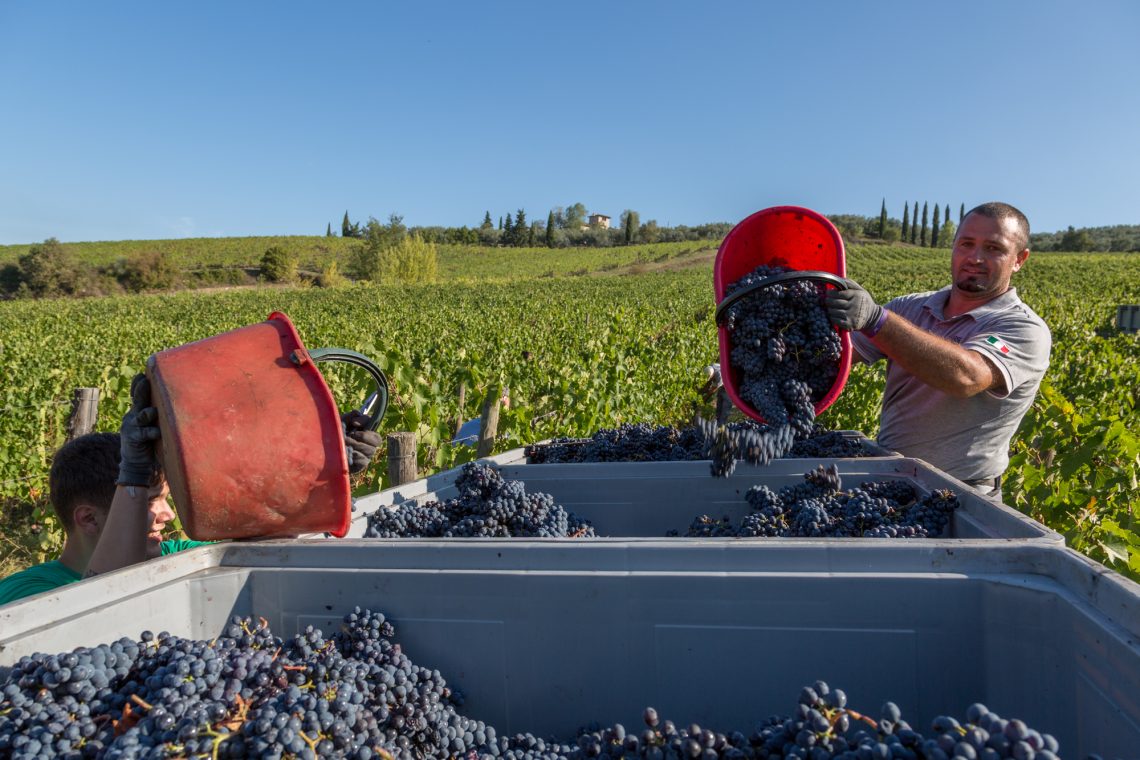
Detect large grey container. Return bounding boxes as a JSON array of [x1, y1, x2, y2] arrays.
[[2, 542, 1138, 757], [347, 455, 1062, 543]]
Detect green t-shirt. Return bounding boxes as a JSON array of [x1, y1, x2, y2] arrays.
[[0, 539, 210, 606]]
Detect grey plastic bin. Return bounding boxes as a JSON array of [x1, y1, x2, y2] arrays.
[[2, 542, 1138, 757], [346, 457, 1062, 543]]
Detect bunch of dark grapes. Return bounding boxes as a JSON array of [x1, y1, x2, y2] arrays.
[[683, 465, 961, 538], [526, 423, 871, 467], [524, 423, 707, 464], [363, 462, 595, 538], [744, 681, 1063, 760], [701, 264, 844, 476], [0, 617, 1067, 760]]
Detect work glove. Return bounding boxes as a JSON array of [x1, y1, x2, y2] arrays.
[[118, 373, 161, 486], [342, 410, 382, 474], [824, 278, 885, 334]]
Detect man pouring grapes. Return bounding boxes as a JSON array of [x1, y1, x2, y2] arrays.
[[823, 202, 1051, 498]]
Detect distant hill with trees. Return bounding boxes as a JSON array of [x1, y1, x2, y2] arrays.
[[831, 203, 1140, 252]]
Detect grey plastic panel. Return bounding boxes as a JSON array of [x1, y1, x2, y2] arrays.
[[346, 457, 1061, 542], [1, 543, 1138, 757]]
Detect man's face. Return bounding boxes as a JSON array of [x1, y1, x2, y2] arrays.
[[145, 480, 175, 559], [951, 213, 1029, 300]]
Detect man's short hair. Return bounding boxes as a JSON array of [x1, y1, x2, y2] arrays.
[[49, 433, 120, 531], [964, 202, 1030, 251]]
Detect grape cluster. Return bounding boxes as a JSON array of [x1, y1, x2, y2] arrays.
[[742, 680, 1063, 760], [526, 423, 869, 468], [678, 465, 960, 538], [0, 629, 1067, 760], [702, 265, 845, 476], [363, 463, 595, 538], [524, 423, 708, 464]]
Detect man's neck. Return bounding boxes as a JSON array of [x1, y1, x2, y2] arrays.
[[56, 537, 93, 575]]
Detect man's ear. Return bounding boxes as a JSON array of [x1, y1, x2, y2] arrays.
[[1013, 248, 1030, 273], [71, 503, 106, 537]]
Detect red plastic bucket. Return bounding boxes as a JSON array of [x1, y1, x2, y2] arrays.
[[146, 312, 387, 540], [713, 206, 852, 423]]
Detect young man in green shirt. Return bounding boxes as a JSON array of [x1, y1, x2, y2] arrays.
[[1, 373, 382, 605], [0, 431, 204, 605]]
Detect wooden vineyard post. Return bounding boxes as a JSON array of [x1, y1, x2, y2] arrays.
[[67, 387, 100, 441], [452, 381, 467, 438], [386, 432, 417, 486], [476, 385, 505, 459]]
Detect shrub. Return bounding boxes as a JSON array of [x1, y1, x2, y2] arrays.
[[114, 250, 178, 292], [16, 238, 86, 297], [348, 234, 438, 284], [317, 260, 347, 288], [260, 246, 299, 283]]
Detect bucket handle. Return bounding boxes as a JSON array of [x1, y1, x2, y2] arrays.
[[296, 348, 390, 432], [715, 270, 848, 326]]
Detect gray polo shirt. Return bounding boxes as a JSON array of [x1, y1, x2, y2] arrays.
[[851, 286, 1051, 483]]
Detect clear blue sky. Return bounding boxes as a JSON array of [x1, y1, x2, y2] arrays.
[[2, 1, 1138, 244]]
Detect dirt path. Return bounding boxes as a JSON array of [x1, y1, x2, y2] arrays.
[[594, 246, 718, 277]]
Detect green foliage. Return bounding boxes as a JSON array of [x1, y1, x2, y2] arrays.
[[622, 209, 640, 245], [374, 235, 438, 283], [901, 202, 909, 242], [563, 203, 587, 230], [546, 211, 556, 248], [348, 216, 409, 281], [878, 199, 887, 239], [15, 238, 86, 297], [939, 219, 956, 248], [931, 204, 941, 248], [115, 250, 178, 292], [1032, 224, 1140, 252], [920, 202, 929, 246], [259, 246, 299, 283], [317, 260, 347, 289]]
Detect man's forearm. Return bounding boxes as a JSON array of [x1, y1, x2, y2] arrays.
[[869, 312, 998, 398], [85, 485, 151, 577]]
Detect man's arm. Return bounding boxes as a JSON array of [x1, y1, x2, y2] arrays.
[[86, 374, 161, 578], [870, 311, 1005, 398], [85, 485, 152, 577], [827, 280, 1003, 398]]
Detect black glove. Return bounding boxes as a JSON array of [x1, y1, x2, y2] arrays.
[[118, 373, 161, 486], [342, 410, 382, 474], [824, 278, 885, 333]]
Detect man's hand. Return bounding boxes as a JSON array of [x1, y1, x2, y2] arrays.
[[342, 410, 382, 474], [824, 278, 885, 333], [117, 374, 161, 486]]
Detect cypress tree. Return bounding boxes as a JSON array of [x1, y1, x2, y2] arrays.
[[498, 216, 503, 230], [901, 202, 909, 243], [342, 211, 352, 238], [504, 213, 513, 238], [960, 203, 965, 223], [514, 209, 527, 247], [920, 202, 929, 247], [326, 222, 333, 237], [879, 199, 887, 239], [482, 211, 493, 229], [932, 204, 941, 248], [911, 201, 919, 243], [546, 211, 556, 248]]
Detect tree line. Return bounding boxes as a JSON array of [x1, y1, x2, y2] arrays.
[[330, 206, 732, 249], [833, 201, 1140, 253], [829, 200, 965, 249]]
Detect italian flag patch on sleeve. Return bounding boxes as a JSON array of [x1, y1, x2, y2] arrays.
[[984, 335, 1010, 354]]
